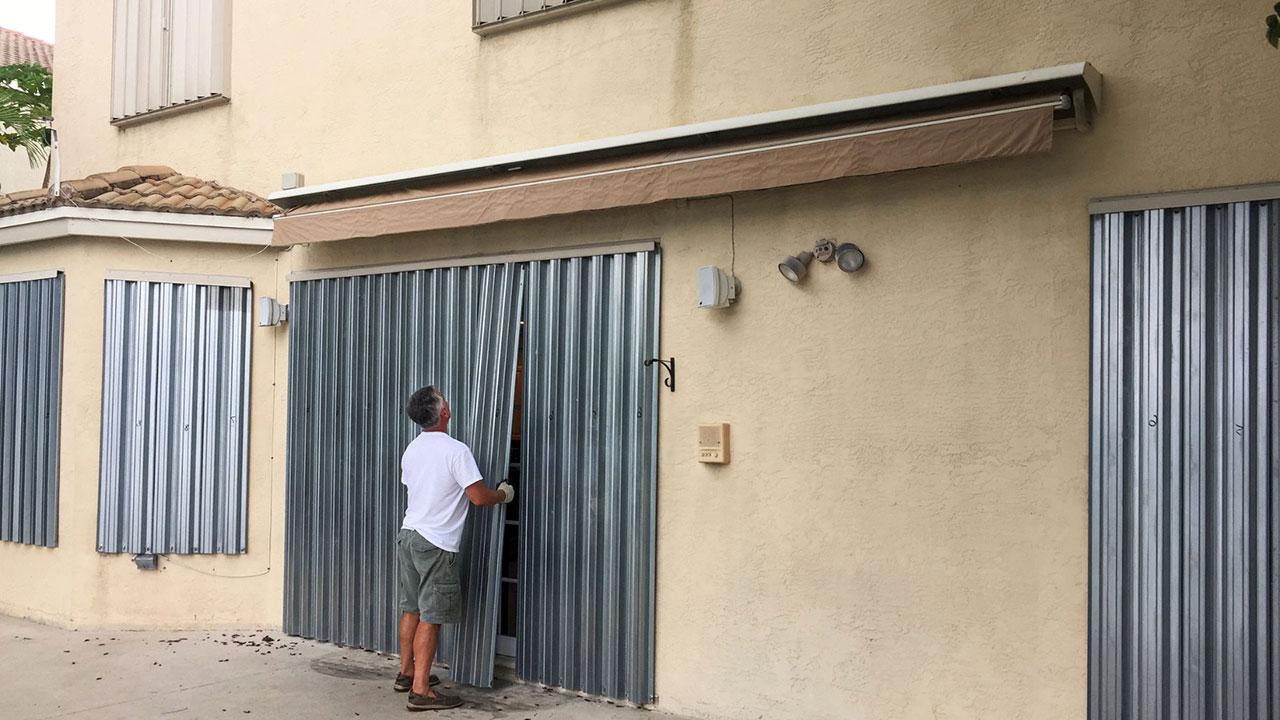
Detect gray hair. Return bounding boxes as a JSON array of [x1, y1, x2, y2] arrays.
[[406, 386, 445, 429]]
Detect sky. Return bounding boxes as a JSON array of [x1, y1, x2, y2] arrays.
[[0, 0, 56, 42]]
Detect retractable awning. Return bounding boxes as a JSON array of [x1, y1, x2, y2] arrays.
[[271, 63, 1100, 246]]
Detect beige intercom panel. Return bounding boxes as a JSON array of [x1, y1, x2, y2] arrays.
[[698, 423, 730, 464]]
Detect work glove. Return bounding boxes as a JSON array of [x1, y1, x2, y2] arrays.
[[497, 481, 515, 504]]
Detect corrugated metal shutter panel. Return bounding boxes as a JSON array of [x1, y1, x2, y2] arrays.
[[0, 273, 64, 548], [111, 0, 227, 120], [1089, 201, 1279, 720], [284, 264, 523, 688], [519, 251, 659, 704], [475, 0, 502, 25], [97, 279, 252, 554], [475, 0, 585, 26]]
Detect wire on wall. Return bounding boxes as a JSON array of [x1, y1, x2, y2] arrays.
[[60, 195, 275, 267], [158, 279, 280, 580], [160, 554, 272, 578], [727, 194, 736, 278]]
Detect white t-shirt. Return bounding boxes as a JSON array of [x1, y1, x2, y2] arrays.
[[400, 432, 484, 553]]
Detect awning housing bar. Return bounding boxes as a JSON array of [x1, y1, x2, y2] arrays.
[[271, 62, 1100, 208]]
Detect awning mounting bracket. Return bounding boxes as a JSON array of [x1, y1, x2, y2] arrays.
[[1054, 88, 1093, 133]]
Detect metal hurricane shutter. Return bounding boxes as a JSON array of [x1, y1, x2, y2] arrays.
[[283, 263, 523, 687], [97, 279, 251, 554], [0, 273, 64, 548], [1089, 200, 1279, 720], [518, 250, 659, 704]]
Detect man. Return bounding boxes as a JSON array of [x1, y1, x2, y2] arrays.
[[395, 386, 514, 712]]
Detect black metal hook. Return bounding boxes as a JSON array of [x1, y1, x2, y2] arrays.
[[644, 357, 675, 392]]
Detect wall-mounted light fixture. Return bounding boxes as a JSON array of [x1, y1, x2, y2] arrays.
[[778, 251, 814, 283], [779, 240, 865, 282], [258, 297, 289, 327], [834, 243, 865, 273], [697, 266, 739, 308], [281, 172, 306, 190], [814, 240, 836, 263]]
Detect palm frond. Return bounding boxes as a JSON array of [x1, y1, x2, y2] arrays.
[[0, 63, 52, 168]]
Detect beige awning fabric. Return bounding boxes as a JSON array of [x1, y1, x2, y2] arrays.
[[273, 95, 1059, 246]]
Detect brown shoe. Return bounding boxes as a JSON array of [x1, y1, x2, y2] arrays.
[[394, 673, 440, 692], [406, 691, 462, 711]]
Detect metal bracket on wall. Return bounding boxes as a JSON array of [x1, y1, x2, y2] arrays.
[[644, 357, 676, 392]]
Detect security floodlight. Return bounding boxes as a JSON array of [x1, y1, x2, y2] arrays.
[[778, 251, 814, 283], [835, 243, 865, 273]]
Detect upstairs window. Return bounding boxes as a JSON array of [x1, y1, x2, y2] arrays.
[[473, 0, 626, 32], [111, 0, 228, 123]]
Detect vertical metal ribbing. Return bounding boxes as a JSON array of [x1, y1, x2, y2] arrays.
[[1268, 200, 1280, 720], [1183, 206, 1208, 720], [442, 264, 525, 687], [97, 279, 251, 555], [1090, 201, 1278, 720], [283, 264, 523, 687], [0, 273, 64, 548], [643, 251, 661, 702], [474, 0, 580, 25], [518, 251, 659, 704]]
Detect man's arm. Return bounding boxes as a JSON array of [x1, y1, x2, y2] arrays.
[[463, 480, 514, 507]]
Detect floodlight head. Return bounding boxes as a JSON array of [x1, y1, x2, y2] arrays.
[[834, 243, 865, 273], [778, 251, 814, 283]]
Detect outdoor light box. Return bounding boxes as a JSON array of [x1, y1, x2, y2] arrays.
[[258, 296, 288, 327], [697, 266, 737, 309]]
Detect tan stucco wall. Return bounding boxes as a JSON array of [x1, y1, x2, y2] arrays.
[[0, 238, 287, 629], [0, 150, 46, 194], [275, 150, 1094, 719], [1, 1, 1275, 719], [51, 1, 1277, 200]]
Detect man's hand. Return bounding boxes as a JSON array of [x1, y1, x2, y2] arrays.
[[497, 482, 515, 504]]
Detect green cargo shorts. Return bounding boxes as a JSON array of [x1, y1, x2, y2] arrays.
[[396, 529, 462, 624]]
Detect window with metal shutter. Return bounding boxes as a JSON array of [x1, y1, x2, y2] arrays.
[[111, 0, 228, 121], [97, 276, 251, 555], [0, 271, 64, 549], [474, 0, 614, 30]]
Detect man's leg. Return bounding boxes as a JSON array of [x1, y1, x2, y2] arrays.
[[396, 530, 425, 687], [398, 611, 419, 677], [411, 621, 441, 697]]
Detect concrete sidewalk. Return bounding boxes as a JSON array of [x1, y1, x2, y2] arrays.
[[0, 615, 678, 720]]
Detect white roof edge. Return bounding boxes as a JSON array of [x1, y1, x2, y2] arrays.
[[272, 62, 1099, 205], [0, 206, 275, 248], [0, 206, 275, 230]]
